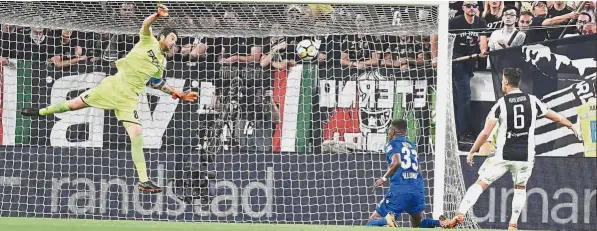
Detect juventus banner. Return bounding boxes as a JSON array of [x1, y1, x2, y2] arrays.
[[1, 60, 435, 154], [489, 34, 597, 157]]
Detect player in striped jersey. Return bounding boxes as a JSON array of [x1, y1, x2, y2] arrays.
[[449, 68, 579, 230], [575, 80, 596, 157]]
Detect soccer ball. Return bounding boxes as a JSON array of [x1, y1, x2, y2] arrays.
[[296, 39, 319, 61]]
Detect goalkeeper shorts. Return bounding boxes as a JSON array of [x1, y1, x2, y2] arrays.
[[79, 75, 141, 125]]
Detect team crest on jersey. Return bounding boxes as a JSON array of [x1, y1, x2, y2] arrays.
[[385, 144, 393, 153], [402, 142, 411, 148]]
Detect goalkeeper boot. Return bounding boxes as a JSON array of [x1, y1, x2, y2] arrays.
[[21, 108, 41, 117], [384, 212, 397, 227], [138, 180, 163, 194]]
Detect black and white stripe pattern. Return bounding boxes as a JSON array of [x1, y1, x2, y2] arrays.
[[488, 90, 548, 162], [535, 80, 595, 156]]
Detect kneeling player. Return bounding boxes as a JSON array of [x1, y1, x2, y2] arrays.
[[367, 120, 452, 228]]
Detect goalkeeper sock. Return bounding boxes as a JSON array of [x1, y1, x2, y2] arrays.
[[366, 218, 387, 226], [39, 101, 71, 116], [457, 183, 484, 215], [419, 218, 441, 228], [509, 188, 527, 225], [131, 135, 149, 183]]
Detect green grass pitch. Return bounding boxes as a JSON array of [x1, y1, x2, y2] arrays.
[[0, 217, 512, 231]]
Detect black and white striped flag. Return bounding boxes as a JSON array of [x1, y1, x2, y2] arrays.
[[490, 34, 596, 156]]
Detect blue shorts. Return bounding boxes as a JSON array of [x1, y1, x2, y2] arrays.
[[376, 188, 426, 216]]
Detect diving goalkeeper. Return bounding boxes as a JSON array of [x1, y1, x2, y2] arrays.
[[21, 4, 198, 194]]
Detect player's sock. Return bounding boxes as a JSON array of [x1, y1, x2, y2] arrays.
[[366, 218, 388, 226], [131, 135, 149, 183], [419, 218, 441, 228], [509, 188, 527, 225], [39, 101, 71, 116], [457, 183, 484, 214]]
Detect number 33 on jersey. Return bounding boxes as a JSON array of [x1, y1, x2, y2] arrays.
[[384, 137, 423, 184]]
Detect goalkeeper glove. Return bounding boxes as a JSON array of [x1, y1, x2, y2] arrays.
[[172, 90, 198, 102], [157, 4, 169, 17]]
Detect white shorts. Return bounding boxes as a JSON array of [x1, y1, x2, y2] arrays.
[[478, 157, 535, 186]]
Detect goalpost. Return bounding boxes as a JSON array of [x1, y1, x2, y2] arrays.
[[0, 0, 477, 228]]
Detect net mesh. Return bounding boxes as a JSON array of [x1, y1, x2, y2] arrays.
[[1, 2, 438, 37], [442, 33, 480, 229], [0, 1, 476, 228]]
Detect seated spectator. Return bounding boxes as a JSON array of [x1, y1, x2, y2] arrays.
[[483, 1, 505, 30], [449, 1, 465, 19], [18, 27, 51, 61], [380, 35, 407, 70], [546, 1, 576, 39], [521, 1, 578, 44], [260, 36, 298, 70], [581, 1, 596, 23], [47, 30, 89, 70], [564, 12, 593, 37], [489, 5, 526, 51], [518, 11, 534, 36], [583, 22, 596, 34], [179, 36, 207, 62], [339, 34, 382, 69], [219, 37, 262, 65], [1, 24, 22, 61]]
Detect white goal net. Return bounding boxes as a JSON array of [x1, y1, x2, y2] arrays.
[[0, 1, 476, 228]]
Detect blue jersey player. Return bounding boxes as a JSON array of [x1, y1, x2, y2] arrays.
[[367, 120, 453, 228]]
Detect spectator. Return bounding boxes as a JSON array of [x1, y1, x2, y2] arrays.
[[448, 0, 488, 144], [380, 35, 408, 70], [489, 5, 526, 51], [518, 11, 536, 38], [564, 12, 593, 37], [569, 1, 596, 23], [47, 30, 88, 70], [234, 89, 281, 152], [449, 1, 465, 19], [183, 37, 208, 62], [581, 1, 596, 23], [18, 27, 51, 61], [483, 1, 505, 30], [521, 1, 577, 44], [546, 1, 575, 39], [1, 24, 22, 61], [583, 22, 597, 34], [219, 37, 262, 65], [260, 36, 298, 70], [339, 34, 382, 70], [478, 1, 505, 69], [119, 2, 136, 19], [170, 35, 207, 63]]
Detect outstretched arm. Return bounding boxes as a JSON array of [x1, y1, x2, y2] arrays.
[[140, 4, 169, 36], [543, 110, 579, 137], [149, 78, 198, 102]]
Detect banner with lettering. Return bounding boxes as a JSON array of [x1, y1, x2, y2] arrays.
[[0, 60, 436, 154], [488, 34, 597, 157]]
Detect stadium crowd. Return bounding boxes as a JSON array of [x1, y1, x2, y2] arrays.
[[0, 2, 439, 153], [449, 1, 596, 145], [0, 2, 435, 72]]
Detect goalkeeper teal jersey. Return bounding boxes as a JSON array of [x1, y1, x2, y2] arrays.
[[114, 28, 166, 94]]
